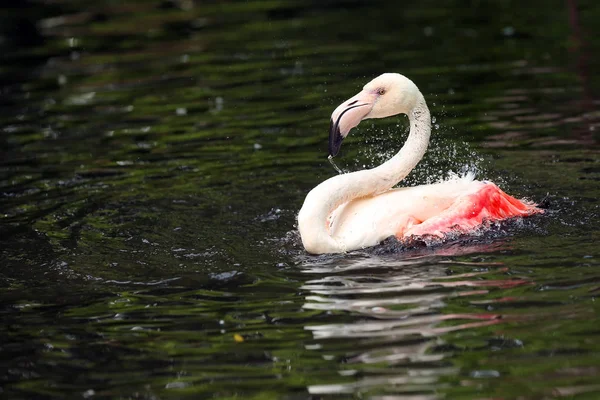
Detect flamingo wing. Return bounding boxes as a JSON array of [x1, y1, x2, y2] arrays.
[[402, 182, 542, 239]]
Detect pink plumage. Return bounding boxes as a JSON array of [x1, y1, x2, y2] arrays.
[[402, 182, 542, 239]]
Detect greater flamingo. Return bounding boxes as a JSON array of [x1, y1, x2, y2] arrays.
[[298, 73, 541, 254]]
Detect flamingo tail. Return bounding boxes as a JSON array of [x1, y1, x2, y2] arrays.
[[402, 183, 543, 239]]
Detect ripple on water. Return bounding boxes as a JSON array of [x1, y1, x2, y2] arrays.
[[298, 256, 527, 397], [0, 0, 599, 399]]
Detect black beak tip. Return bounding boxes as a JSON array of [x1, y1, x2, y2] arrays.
[[328, 119, 344, 157]]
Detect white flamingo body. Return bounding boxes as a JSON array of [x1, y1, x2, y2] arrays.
[[328, 177, 482, 247], [298, 73, 541, 254]]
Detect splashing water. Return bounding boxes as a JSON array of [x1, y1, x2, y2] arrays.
[[344, 117, 489, 186]]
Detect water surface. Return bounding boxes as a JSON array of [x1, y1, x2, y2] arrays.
[[1, 1, 599, 398]]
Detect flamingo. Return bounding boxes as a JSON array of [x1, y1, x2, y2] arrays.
[[297, 73, 542, 254]]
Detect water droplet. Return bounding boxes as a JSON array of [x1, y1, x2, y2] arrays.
[[470, 370, 500, 378], [502, 26, 515, 37], [165, 382, 189, 389]]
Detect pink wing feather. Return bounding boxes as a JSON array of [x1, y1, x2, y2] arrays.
[[402, 182, 542, 239]]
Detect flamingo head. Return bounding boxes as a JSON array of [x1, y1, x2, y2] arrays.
[[329, 73, 420, 157]]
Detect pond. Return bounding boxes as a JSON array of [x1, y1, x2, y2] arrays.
[[1, 0, 599, 398]]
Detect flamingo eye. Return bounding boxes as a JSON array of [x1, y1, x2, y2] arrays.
[[378, 88, 386, 95]]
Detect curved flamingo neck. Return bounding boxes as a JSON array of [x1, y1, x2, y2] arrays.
[[298, 93, 431, 254]]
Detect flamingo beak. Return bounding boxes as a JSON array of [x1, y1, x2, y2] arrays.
[[329, 90, 376, 157]]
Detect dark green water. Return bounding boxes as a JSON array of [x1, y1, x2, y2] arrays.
[[1, 1, 599, 398]]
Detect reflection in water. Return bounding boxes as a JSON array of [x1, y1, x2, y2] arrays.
[[300, 250, 528, 397]]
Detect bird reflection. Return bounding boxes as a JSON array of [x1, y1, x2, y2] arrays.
[[299, 240, 529, 397]]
